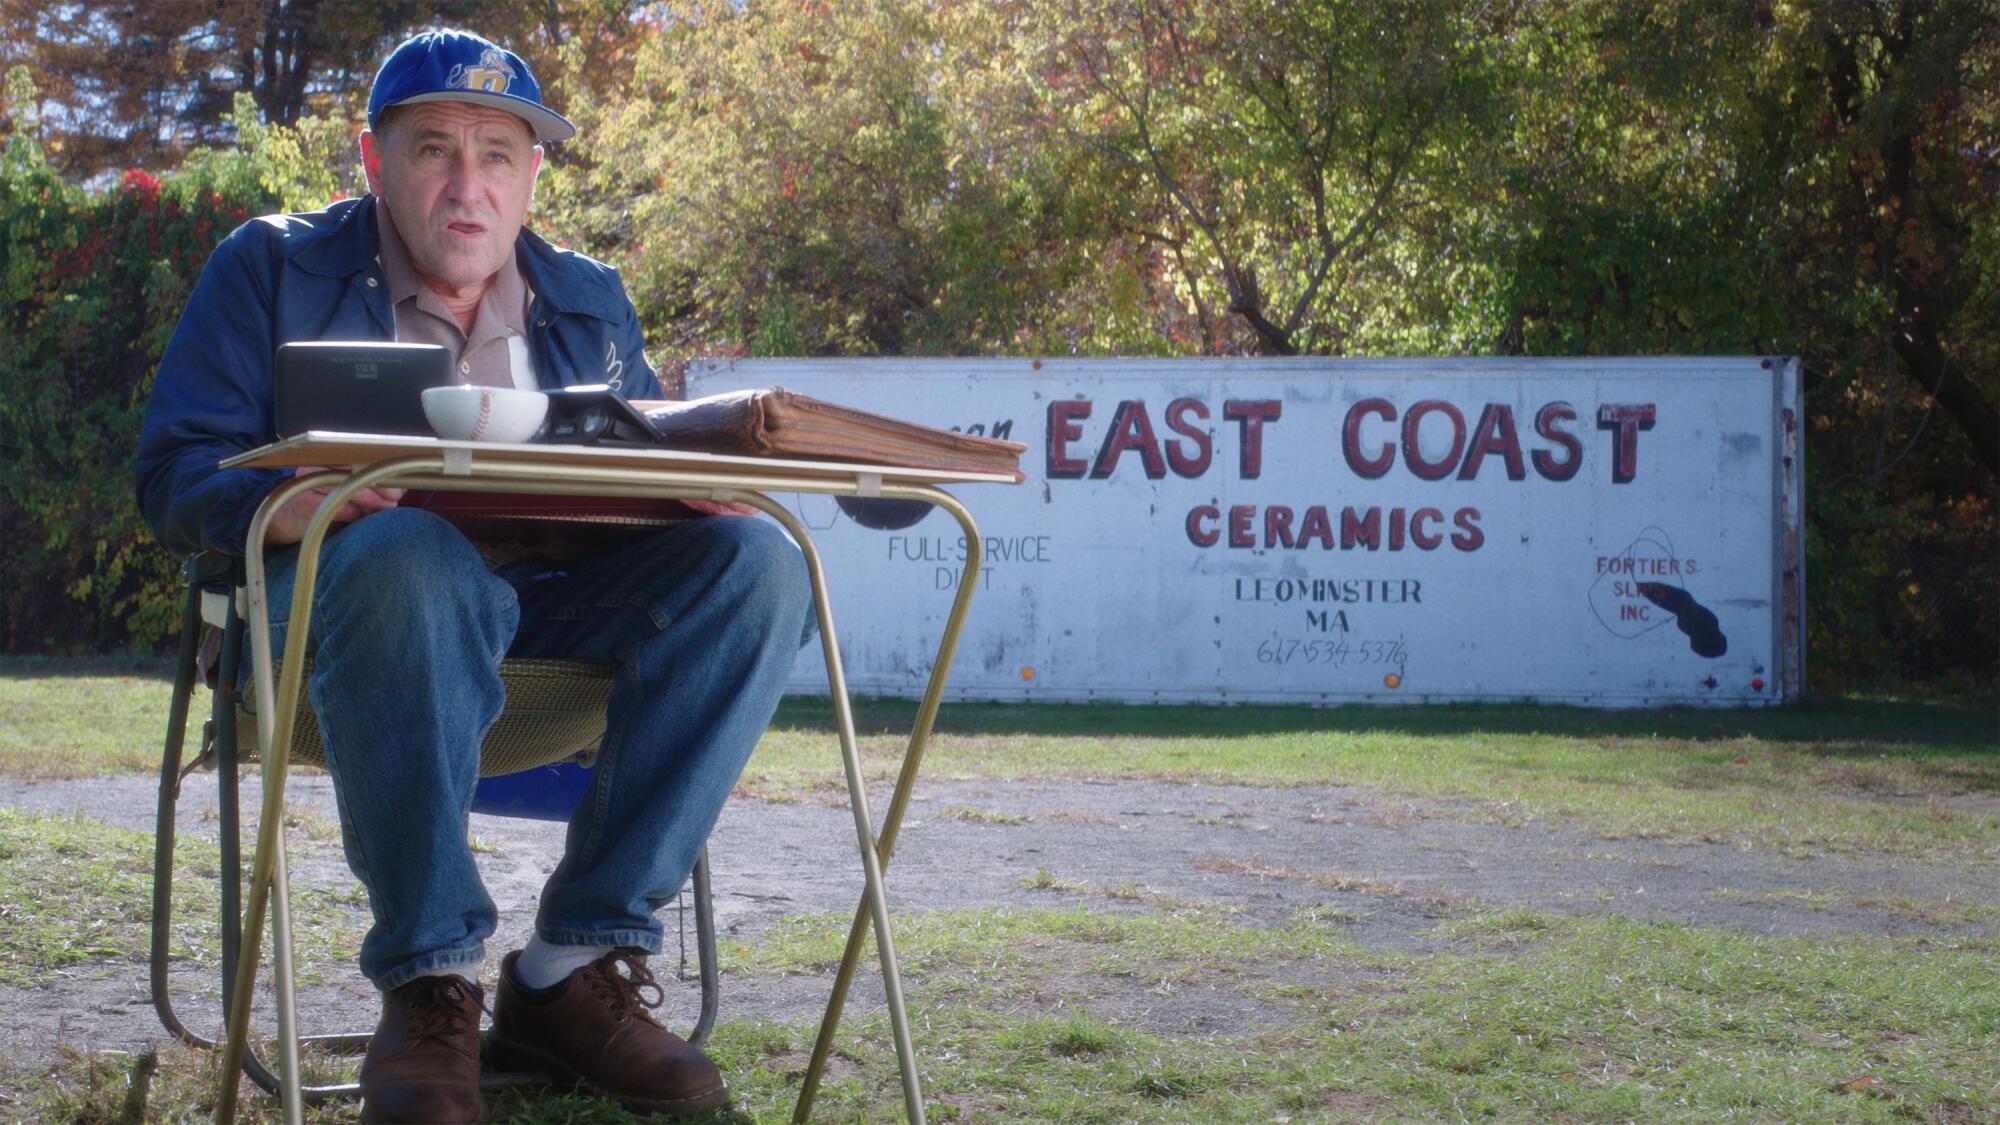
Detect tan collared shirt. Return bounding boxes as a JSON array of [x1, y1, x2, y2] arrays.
[[376, 202, 537, 390]]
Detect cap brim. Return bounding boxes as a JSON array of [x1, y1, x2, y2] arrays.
[[387, 90, 576, 142]]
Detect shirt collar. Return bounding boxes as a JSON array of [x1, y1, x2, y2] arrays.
[[373, 201, 428, 307]]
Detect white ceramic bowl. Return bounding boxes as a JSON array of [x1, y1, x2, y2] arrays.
[[421, 385, 548, 443]]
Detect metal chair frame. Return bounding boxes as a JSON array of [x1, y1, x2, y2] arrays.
[[148, 553, 719, 1103]]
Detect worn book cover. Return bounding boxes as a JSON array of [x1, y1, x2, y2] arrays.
[[401, 386, 1021, 541]]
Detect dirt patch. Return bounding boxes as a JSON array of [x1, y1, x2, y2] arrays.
[[1, 771, 1995, 1089], [1192, 856, 1405, 897]]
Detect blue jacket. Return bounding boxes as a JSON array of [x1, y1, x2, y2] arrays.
[[133, 196, 660, 555]]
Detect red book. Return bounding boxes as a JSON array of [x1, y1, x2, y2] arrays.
[[397, 492, 756, 561], [399, 490, 739, 526]]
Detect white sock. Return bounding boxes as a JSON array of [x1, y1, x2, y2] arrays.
[[411, 963, 480, 986], [513, 937, 602, 991]]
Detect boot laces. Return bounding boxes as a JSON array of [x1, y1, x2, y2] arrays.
[[404, 975, 484, 1041], [586, 951, 666, 1026]]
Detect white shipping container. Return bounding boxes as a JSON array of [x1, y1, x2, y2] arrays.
[[688, 357, 1804, 708]]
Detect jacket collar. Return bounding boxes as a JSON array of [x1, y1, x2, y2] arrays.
[[516, 227, 629, 323], [289, 197, 377, 280], [290, 196, 626, 323]]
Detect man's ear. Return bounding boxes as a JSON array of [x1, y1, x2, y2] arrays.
[[359, 130, 383, 196], [527, 143, 544, 204]]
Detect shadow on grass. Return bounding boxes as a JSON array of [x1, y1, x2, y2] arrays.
[[774, 694, 2000, 758]]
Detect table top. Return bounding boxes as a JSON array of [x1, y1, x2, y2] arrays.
[[223, 431, 1021, 487]]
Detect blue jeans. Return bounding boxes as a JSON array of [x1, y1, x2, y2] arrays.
[[255, 508, 812, 990]]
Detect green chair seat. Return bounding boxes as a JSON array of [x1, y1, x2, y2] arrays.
[[236, 657, 618, 777]]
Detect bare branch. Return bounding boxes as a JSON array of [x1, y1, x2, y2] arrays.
[[1280, 120, 1427, 336], [1065, 18, 1244, 327]]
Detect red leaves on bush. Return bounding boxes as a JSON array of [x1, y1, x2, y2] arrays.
[[119, 168, 162, 202], [2, 153, 276, 651]]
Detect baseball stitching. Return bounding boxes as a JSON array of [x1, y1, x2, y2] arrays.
[[468, 389, 492, 441]]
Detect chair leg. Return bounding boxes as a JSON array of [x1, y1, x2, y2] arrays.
[[216, 601, 378, 1101], [151, 593, 363, 1098], [173, 598, 728, 1099], [152, 587, 217, 1049], [136, 593, 366, 1101], [690, 848, 719, 1048], [217, 603, 244, 1025]]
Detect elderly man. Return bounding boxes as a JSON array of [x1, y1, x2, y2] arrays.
[[135, 29, 809, 1122]]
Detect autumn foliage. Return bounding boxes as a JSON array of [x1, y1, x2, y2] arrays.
[[0, 107, 283, 648], [0, 0, 1992, 689]]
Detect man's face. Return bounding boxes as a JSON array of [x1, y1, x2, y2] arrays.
[[360, 101, 542, 291]]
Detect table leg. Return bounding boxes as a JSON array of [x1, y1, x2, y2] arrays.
[[781, 487, 985, 1124], [217, 461, 438, 1125], [756, 498, 943, 1124], [270, 829, 302, 1098]]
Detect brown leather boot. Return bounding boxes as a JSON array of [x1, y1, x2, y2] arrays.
[[358, 974, 485, 1124], [489, 949, 729, 1117]]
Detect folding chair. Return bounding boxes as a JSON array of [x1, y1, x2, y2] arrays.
[[149, 551, 719, 1102]]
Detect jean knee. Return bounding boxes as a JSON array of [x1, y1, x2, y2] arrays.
[[313, 509, 516, 642], [705, 517, 813, 630]]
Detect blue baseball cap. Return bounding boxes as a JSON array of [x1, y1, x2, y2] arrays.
[[368, 29, 575, 143]]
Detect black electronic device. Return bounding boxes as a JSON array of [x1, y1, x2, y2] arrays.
[[274, 341, 454, 437], [542, 384, 669, 446]]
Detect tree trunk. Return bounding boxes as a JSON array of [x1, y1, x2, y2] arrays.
[[1890, 301, 2000, 478], [1223, 267, 1296, 355], [1821, 3, 1996, 478]]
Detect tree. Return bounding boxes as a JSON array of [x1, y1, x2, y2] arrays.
[[1807, 0, 1998, 478], [544, 1, 1105, 362], [0, 0, 648, 180], [1468, 0, 1995, 683], [1479, 0, 1995, 477], [0, 79, 284, 650], [1026, 0, 1498, 356]]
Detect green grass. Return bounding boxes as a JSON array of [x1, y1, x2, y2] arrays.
[[749, 694, 2000, 860], [5, 661, 1996, 858], [0, 658, 186, 777], [22, 906, 2000, 1122], [1713, 887, 2000, 927], [936, 804, 1031, 825], [5, 657, 1995, 1122], [0, 806, 200, 986], [0, 806, 366, 989]]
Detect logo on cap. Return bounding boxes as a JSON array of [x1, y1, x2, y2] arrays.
[[447, 49, 515, 95]]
